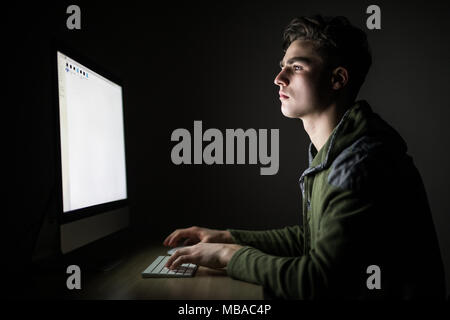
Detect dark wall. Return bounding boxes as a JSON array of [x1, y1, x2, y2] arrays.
[[9, 0, 450, 294]]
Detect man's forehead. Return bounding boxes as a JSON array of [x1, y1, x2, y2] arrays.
[[281, 39, 322, 65]]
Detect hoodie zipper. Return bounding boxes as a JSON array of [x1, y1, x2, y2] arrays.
[[303, 177, 309, 254]]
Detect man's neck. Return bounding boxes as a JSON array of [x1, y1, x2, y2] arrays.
[[301, 101, 350, 152]]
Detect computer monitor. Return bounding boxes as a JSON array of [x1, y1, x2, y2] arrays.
[[55, 46, 129, 254]]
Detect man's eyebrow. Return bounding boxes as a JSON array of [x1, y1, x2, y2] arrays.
[[279, 56, 312, 68]]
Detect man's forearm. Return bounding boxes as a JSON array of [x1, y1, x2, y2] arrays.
[[227, 226, 304, 257]]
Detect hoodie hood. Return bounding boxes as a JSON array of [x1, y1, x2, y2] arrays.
[[308, 100, 408, 170], [298, 100, 408, 197]]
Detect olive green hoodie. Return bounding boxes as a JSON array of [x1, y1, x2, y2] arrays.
[[227, 100, 445, 299]]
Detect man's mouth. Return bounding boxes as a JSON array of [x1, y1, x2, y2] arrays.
[[279, 92, 289, 99]]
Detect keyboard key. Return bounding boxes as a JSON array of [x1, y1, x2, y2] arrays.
[[142, 256, 164, 274], [142, 256, 198, 278], [152, 259, 167, 274], [160, 267, 169, 274]]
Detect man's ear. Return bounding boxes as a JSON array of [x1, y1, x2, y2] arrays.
[[331, 67, 349, 90]]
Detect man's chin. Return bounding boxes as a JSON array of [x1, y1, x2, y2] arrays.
[[281, 104, 300, 118]]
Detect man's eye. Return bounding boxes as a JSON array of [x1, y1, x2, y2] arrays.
[[293, 65, 303, 71]]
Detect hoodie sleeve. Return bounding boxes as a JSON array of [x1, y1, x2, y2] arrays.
[[227, 225, 304, 257], [227, 187, 375, 299]]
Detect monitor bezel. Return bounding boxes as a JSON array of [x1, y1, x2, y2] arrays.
[[52, 41, 129, 225]]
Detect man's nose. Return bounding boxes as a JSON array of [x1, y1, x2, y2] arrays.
[[274, 69, 289, 87]]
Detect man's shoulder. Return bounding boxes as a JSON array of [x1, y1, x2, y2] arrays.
[[327, 135, 394, 191]]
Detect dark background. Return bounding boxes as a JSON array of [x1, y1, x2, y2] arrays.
[[8, 0, 450, 296]]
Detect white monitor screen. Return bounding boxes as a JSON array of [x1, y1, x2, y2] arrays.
[[56, 51, 127, 213]]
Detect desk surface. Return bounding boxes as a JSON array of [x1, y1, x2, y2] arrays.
[[28, 242, 263, 300]]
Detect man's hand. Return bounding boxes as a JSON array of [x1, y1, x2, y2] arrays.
[[165, 243, 243, 270], [163, 226, 234, 247]]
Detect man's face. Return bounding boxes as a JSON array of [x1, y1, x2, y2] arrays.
[[274, 39, 333, 118]]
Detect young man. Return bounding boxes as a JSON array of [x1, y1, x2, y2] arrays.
[[164, 15, 445, 299]]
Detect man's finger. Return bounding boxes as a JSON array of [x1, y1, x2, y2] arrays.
[[163, 229, 180, 246], [165, 247, 189, 268], [165, 249, 180, 267], [165, 229, 194, 247], [170, 254, 194, 270], [164, 229, 184, 247]]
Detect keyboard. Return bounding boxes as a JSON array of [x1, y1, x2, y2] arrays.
[[142, 256, 197, 278]]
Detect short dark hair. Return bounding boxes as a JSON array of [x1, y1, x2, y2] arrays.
[[282, 15, 372, 99]]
